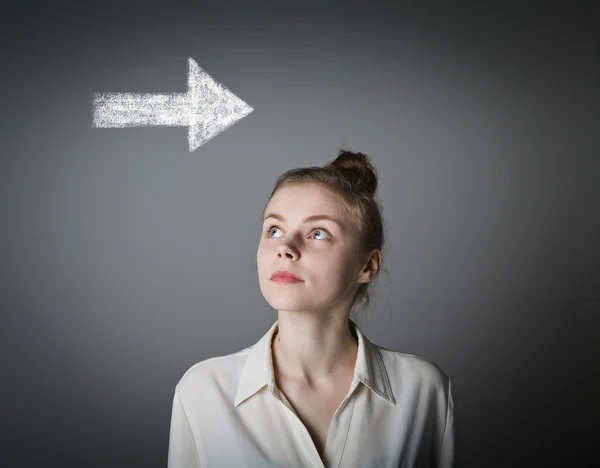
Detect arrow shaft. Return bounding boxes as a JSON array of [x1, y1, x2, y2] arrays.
[[93, 93, 190, 127]]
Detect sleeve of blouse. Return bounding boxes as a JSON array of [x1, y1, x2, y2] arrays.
[[438, 378, 455, 468], [168, 388, 202, 468]]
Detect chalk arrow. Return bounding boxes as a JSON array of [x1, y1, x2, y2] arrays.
[[92, 57, 254, 151]]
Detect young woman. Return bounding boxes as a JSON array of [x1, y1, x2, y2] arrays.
[[168, 149, 454, 467]]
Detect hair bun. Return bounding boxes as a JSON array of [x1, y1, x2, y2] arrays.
[[327, 149, 379, 197]]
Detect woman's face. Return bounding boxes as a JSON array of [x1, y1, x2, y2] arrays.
[[256, 183, 366, 315]]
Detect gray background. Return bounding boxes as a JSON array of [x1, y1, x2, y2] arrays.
[[1, 1, 598, 466]]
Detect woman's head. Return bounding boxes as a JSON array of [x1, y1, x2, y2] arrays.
[[256, 149, 387, 321]]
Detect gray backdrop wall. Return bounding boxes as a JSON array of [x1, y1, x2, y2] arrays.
[[2, 1, 598, 467]]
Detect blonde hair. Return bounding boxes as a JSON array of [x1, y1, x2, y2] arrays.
[[264, 148, 389, 319]]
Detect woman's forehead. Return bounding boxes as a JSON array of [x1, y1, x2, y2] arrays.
[[268, 184, 342, 209]]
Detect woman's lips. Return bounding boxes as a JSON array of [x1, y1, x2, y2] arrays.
[[271, 277, 303, 284]]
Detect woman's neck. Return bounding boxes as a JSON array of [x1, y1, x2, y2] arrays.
[[270, 313, 358, 386]]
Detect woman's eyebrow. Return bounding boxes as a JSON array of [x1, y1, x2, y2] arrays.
[[263, 213, 343, 228]]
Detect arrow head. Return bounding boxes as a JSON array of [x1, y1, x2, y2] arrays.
[[186, 57, 254, 151]]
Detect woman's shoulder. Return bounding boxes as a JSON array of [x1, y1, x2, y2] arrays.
[[375, 343, 451, 391], [174, 345, 254, 396]]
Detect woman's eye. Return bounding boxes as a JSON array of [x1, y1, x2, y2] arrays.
[[266, 226, 282, 237], [310, 228, 330, 240]]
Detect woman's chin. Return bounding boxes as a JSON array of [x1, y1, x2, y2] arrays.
[[266, 297, 309, 312]]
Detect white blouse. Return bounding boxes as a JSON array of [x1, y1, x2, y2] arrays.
[[168, 319, 454, 468]]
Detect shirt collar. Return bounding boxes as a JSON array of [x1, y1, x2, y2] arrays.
[[233, 318, 396, 407]]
